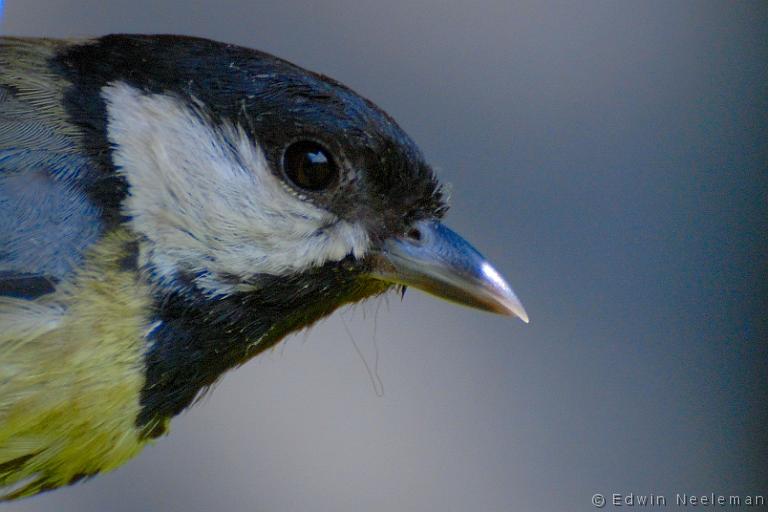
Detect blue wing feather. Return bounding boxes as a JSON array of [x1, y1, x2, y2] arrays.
[[0, 84, 103, 296]]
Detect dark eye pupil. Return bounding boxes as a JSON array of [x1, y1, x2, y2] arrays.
[[283, 141, 338, 191]]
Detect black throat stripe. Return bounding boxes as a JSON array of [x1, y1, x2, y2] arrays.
[[136, 265, 389, 435]]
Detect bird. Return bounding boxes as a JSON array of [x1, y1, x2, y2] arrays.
[[0, 34, 528, 500]]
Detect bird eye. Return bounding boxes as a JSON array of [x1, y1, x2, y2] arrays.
[[282, 141, 339, 191]]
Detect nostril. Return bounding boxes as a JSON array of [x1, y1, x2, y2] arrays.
[[407, 228, 422, 242]]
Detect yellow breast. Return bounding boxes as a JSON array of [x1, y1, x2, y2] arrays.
[[0, 229, 159, 500]]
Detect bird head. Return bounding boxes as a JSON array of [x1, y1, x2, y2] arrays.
[[61, 35, 529, 324], [56, 35, 527, 423]]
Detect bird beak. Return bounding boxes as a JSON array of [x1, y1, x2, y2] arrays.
[[368, 220, 529, 322]]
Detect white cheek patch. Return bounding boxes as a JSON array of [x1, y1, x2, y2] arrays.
[[102, 83, 370, 294]]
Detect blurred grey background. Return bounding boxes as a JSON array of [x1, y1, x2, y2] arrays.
[[2, 1, 766, 511]]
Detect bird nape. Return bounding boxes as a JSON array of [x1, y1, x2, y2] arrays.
[[0, 34, 527, 500]]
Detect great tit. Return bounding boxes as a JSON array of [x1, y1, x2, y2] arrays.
[[0, 34, 528, 500]]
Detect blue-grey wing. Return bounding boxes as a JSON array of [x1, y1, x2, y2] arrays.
[[0, 40, 103, 298]]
